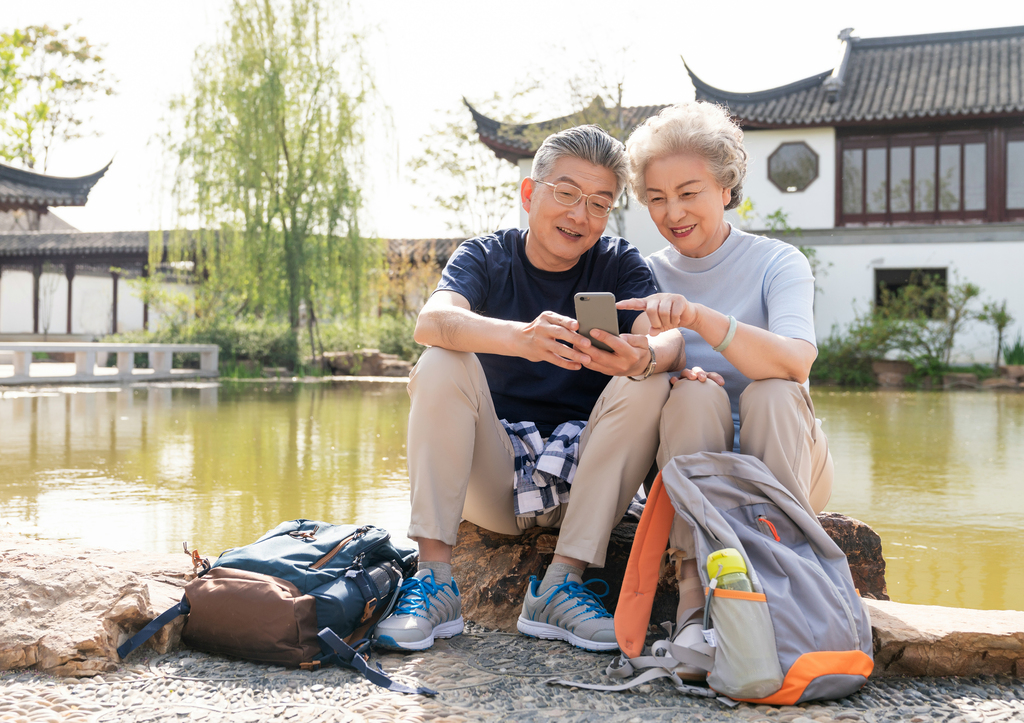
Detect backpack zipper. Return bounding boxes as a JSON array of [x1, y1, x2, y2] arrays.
[[311, 525, 373, 570], [756, 516, 781, 542]]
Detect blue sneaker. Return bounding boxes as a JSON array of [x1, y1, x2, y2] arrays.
[[516, 574, 618, 652], [372, 570, 463, 651]]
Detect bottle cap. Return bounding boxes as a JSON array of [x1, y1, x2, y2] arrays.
[[707, 548, 748, 579]]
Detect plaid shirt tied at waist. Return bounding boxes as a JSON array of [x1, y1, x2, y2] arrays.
[[501, 420, 586, 518]]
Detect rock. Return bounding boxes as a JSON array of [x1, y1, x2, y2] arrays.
[[872, 360, 914, 387], [981, 377, 1020, 389], [999, 365, 1024, 381], [817, 513, 889, 600], [452, 512, 887, 633], [866, 599, 1024, 678], [943, 373, 979, 389], [0, 533, 193, 676], [322, 350, 412, 377]]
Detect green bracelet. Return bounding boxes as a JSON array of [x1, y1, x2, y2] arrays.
[[713, 315, 737, 353]]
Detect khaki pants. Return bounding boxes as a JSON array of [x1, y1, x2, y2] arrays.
[[406, 347, 670, 567], [658, 378, 834, 560]]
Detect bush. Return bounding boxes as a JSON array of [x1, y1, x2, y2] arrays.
[[301, 314, 423, 364], [107, 318, 299, 373], [811, 311, 897, 387], [1004, 332, 1024, 365]]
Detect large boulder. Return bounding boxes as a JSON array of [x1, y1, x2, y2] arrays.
[[451, 513, 888, 634], [0, 533, 193, 677]]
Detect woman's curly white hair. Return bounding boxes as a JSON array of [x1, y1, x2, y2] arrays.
[[626, 102, 748, 211]]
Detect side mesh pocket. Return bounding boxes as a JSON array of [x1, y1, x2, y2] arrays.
[[706, 590, 784, 700]]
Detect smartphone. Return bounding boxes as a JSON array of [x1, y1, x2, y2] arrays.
[[574, 292, 619, 353]]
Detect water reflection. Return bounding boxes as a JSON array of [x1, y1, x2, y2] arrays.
[[818, 389, 1024, 611], [1, 383, 1022, 611], [0, 383, 414, 557]]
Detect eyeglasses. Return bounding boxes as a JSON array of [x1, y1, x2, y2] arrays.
[[531, 179, 614, 218]]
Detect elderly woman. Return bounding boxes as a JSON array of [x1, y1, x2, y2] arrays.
[[620, 102, 834, 664]]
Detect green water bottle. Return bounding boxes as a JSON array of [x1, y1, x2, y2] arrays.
[[706, 548, 753, 592]]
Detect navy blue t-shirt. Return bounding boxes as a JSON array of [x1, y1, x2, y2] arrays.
[[436, 228, 658, 436]]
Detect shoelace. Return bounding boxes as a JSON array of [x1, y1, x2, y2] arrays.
[[395, 573, 444, 616], [542, 578, 612, 621]]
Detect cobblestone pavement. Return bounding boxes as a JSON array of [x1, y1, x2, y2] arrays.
[[3, 624, 1023, 723]]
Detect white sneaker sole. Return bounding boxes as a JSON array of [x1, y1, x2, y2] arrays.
[[516, 614, 619, 652], [375, 616, 464, 651]]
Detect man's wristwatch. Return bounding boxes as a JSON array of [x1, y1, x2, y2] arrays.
[[628, 345, 657, 382]]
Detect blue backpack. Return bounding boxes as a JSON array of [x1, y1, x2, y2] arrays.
[[117, 520, 433, 695]]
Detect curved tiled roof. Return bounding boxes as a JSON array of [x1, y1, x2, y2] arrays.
[[690, 25, 1024, 127], [0, 161, 111, 209], [467, 97, 668, 163]]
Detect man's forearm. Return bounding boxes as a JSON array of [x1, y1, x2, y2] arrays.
[[414, 306, 523, 356]]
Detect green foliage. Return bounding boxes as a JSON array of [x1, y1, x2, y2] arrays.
[[165, 0, 377, 337], [813, 274, 986, 387], [811, 310, 898, 387], [108, 317, 299, 371], [0, 23, 115, 170], [977, 299, 1015, 368], [1004, 332, 1024, 365], [877, 274, 981, 370]]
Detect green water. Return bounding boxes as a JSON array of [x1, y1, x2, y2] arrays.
[[1, 382, 1021, 611]]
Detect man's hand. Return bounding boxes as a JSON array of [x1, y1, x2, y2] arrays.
[[670, 366, 725, 386], [578, 329, 651, 377], [617, 293, 698, 335], [516, 311, 594, 370]]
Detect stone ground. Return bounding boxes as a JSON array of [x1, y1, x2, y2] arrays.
[[2, 623, 1023, 723]]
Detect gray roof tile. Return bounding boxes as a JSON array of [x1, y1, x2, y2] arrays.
[[0, 161, 110, 209], [691, 25, 1024, 126], [0, 231, 150, 259]]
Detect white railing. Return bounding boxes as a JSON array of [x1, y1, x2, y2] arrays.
[[0, 342, 219, 385]]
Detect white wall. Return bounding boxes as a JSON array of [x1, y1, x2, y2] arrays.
[[0, 270, 33, 333], [810, 240, 1024, 365], [741, 127, 836, 231]]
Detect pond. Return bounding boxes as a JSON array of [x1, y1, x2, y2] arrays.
[[1, 381, 1021, 612]]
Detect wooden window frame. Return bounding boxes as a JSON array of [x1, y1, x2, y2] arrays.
[[837, 129, 998, 226], [1005, 129, 1024, 221]]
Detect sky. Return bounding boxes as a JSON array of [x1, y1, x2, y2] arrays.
[[5, 0, 1024, 239]]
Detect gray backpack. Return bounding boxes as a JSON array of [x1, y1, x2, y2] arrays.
[[555, 452, 873, 705]]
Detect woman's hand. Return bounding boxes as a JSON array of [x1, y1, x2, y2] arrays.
[[670, 366, 725, 386], [617, 293, 698, 335]]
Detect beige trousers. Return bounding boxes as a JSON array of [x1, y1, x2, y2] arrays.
[[658, 378, 834, 560], [406, 347, 670, 567]]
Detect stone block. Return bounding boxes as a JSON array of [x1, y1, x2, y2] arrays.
[[999, 365, 1024, 381], [872, 360, 914, 387], [451, 512, 887, 634], [982, 377, 1020, 389], [866, 599, 1024, 678], [322, 350, 412, 377], [943, 373, 979, 389], [0, 533, 193, 677]]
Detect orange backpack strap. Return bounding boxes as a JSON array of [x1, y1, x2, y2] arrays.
[[614, 472, 676, 659]]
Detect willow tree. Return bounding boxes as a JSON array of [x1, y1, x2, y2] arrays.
[[168, 0, 375, 337]]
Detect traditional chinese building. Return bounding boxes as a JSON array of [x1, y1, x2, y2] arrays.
[[469, 25, 1024, 363], [0, 161, 157, 338]]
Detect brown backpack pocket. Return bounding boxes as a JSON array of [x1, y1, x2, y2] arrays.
[[181, 567, 320, 666]]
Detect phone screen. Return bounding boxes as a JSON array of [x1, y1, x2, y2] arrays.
[[574, 292, 618, 353]]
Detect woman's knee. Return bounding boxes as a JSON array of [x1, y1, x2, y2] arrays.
[[739, 379, 808, 419], [663, 378, 730, 421]]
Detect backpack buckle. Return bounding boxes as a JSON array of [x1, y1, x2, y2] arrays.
[[288, 525, 320, 542], [182, 542, 210, 574], [299, 661, 321, 671], [360, 597, 378, 622]]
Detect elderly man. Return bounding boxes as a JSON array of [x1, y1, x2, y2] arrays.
[[373, 125, 684, 653]]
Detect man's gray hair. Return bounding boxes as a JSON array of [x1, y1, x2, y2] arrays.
[[531, 125, 629, 200]]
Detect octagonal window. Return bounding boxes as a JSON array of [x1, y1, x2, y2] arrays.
[[768, 142, 819, 193]]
